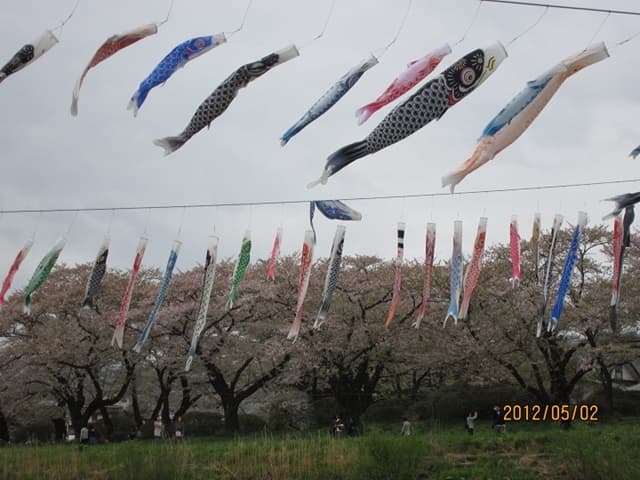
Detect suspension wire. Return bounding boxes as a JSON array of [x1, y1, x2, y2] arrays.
[[225, 0, 254, 37], [616, 25, 640, 47], [30, 212, 43, 240], [176, 206, 187, 239], [585, 11, 611, 46], [372, 0, 414, 58], [142, 208, 152, 236], [51, 0, 81, 33], [507, 5, 549, 45], [481, 0, 640, 16], [106, 209, 116, 237], [1, 178, 639, 215], [452, 0, 483, 46], [298, 0, 338, 49], [157, 0, 175, 26], [64, 212, 79, 238]]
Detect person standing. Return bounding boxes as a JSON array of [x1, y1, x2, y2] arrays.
[[174, 417, 184, 442], [400, 417, 412, 436], [79, 426, 89, 445], [466, 411, 478, 435], [153, 416, 164, 441], [493, 406, 506, 433]]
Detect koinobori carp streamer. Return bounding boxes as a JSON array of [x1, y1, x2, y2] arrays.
[[509, 215, 521, 287], [310, 199, 362, 243], [129, 33, 227, 116], [355, 44, 451, 125], [71, 23, 159, 116], [610, 214, 623, 331], [281, 55, 378, 145], [81, 237, 110, 309], [0, 240, 33, 305], [154, 45, 299, 155], [603, 191, 640, 220], [186, 237, 219, 372], [444, 220, 463, 327], [537, 214, 563, 337], [385, 222, 405, 328], [314, 225, 346, 329], [266, 228, 283, 281], [459, 217, 487, 320], [23, 238, 66, 314], [413, 223, 436, 329], [112, 237, 147, 349], [308, 42, 507, 187], [227, 231, 251, 310], [0, 30, 58, 84], [443, 43, 608, 192], [288, 230, 315, 341], [549, 212, 588, 331], [531, 213, 541, 284], [609, 206, 634, 331], [133, 240, 181, 352]]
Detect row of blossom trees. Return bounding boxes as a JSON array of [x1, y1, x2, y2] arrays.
[[0, 224, 638, 440]]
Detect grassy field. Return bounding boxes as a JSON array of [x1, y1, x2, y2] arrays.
[[1, 420, 639, 479]]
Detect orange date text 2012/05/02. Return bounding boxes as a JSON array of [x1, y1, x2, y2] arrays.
[[502, 404, 599, 422]]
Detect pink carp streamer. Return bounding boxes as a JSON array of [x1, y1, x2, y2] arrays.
[[413, 223, 435, 329], [287, 230, 315, 342], [112, 237, 147, 349], [531, 213, 541, 284], [459, 217, 488, 320], [610, 214, 623, 327], [71, 23, 158, 116], [355, 43, 451, 125], [385, 222, 406, 328], [509, 215, 521, 287], [266, 227, 283, 280], [0, 240, 33, 305]]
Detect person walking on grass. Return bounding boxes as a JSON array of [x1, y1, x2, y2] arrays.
[[400, 417, 412, 436], [466, 411, 478, 435]]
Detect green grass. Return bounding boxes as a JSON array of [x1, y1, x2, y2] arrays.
[[1, 420, 639, 479]]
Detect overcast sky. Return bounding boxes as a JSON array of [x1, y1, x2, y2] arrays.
[[1, 0, 640, 296]]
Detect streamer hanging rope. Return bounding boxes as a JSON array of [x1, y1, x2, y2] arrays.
[[51, 0, 82, 33], [157, 0, 176, 26], [225, 0, 254, 38], [372, 0, 413, 57], [481, 0, 640, 16], [507, 5, 549, 45], [585, 11, 611, 47], [299, 0, 338, 49], [453, 0, 483, 46], [2, 178, 640, 215]]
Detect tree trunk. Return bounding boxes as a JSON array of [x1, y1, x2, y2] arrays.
[[130, 373, 143, 428], [98, 404, 114, 439], [329, 360, 384, 435], [222, 396, 240, 434], [52, 418, 66, 442], [0, 407, 9, 442]]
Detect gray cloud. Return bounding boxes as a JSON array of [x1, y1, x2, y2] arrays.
[[1, 0, 639, 298]]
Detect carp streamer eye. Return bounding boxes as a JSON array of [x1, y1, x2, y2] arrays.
[[460, 67, 476, 86]]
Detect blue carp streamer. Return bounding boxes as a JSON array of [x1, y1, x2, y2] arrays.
[[549, 212, 587, 331], [133, 240, 181, 352]]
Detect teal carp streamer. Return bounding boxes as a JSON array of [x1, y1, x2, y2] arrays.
[[227, 231, 251, 310], [23, 238, 66, 314]]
